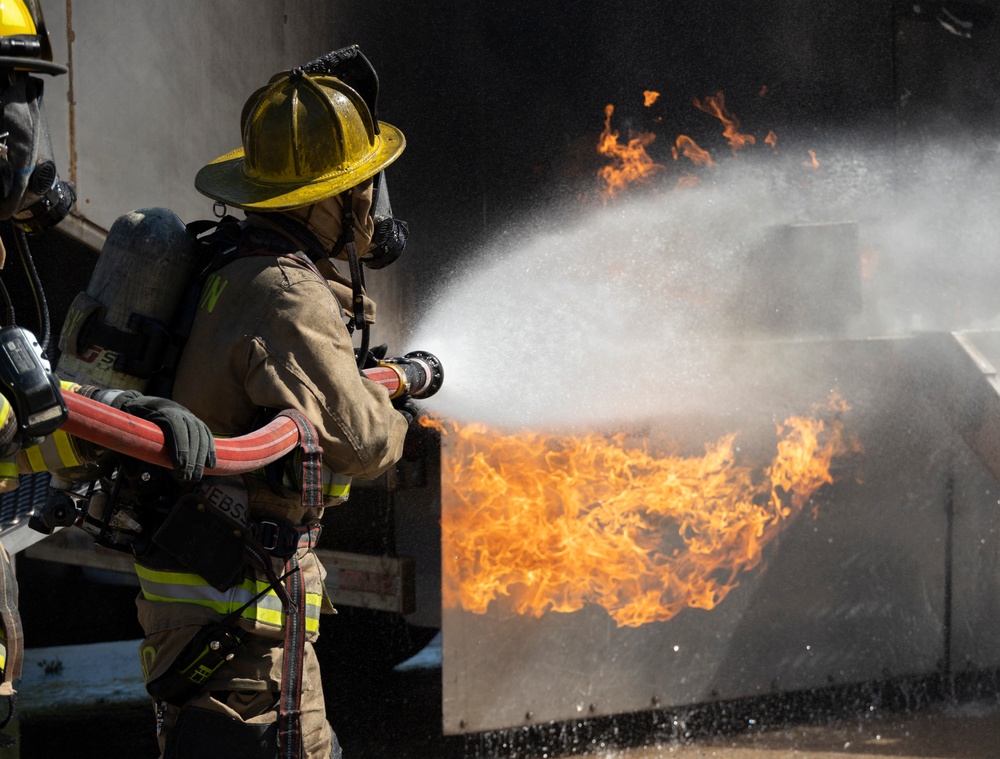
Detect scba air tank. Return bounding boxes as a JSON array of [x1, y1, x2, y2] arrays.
[[56, 207, 200, 392]]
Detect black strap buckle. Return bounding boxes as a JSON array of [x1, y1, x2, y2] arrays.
[[257, 520, 281, 552], [256, 519, 300, 558]]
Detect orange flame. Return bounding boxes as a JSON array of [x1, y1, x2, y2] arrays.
[[693, 91, 756, 153], [764, 130, 778, 150], [804, 149, 820, 169], [643, 90, 660, 107], [596, 104, 665, 200], [672, 135, 715, 166], [435, 395, 857, 628]]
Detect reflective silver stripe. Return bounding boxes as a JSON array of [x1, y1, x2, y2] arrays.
[[135, 564, 321, 633]]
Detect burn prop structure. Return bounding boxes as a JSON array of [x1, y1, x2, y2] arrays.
[[438, 331, 1000, 735]]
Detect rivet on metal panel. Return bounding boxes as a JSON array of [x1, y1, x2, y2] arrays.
[[588, 703, 598, 714], [524, 711, 533, 721], [651, 696, 660, 707]]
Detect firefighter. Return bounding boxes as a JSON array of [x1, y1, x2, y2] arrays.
[[0, 0, 77, 743], [132, 61, 411, 758]]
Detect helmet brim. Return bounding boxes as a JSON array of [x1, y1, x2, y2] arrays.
[[0, 56, 66, 75], [194, 121, 405, 211]]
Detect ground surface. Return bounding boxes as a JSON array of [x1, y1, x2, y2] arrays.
[[6, 663, 999, 758]]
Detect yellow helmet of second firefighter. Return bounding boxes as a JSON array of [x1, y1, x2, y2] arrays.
[[195, 70, 405, 212], [0, 0, 65, 75]]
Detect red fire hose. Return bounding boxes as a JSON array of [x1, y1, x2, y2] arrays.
[[60, 393, 301, 475], [57, 356, 442, 476]]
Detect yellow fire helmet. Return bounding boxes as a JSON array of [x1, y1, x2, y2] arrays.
[[0, 0, 66, 75], [195, 70, 405, 212]]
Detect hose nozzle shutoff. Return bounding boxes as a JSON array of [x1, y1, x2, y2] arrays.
[[378, 351, 444, 400]]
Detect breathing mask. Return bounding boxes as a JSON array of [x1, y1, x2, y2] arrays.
[[0, 73, 75, 234], [366, 170, 408, 269]]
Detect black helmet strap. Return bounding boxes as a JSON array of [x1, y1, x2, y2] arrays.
[[331, 189, 371, 369]]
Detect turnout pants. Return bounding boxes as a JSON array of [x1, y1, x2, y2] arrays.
[[135, 537, 339, 759], [144, 632, 340, 759]]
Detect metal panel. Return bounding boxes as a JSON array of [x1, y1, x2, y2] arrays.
[[928, 330, 1000, 672], [441, 336, 987, 734], [42, 1, 340, 234]]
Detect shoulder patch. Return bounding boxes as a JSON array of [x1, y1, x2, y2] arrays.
[[199, 272, 229, 313]]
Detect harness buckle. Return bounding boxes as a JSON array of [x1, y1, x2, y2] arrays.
[[257, 520, 281, 553]]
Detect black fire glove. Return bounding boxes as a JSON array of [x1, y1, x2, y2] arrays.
[[393, 395, 420, 427], [356, 343, 388, 370], [109, 391, 217, 482]]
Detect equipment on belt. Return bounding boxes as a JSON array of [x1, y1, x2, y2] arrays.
[[146, 568, 297, 707], [0, 325, 65, 444]]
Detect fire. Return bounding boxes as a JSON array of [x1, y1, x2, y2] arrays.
[[596, 103, 664, 199], [693, 91, 756, 153], [672, 135, 714, 166], [433, 395, 855, 628], [765, 130, 778, 150], [804, 149, 820, 169], [594, 88, 784, 197]]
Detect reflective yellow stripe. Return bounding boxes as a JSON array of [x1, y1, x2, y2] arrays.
[[24, 445, 45, 473], [23, 430, 82, 472], [0, 396, 11, 428], [53, 430, 79, 466], [0, 458, 16, 480], [135, 564, 321, 633], [322, 473, 351, 498]]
